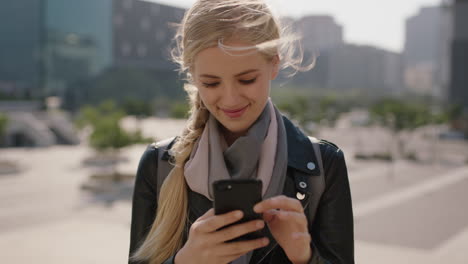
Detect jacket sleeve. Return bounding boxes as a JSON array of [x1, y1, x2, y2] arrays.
[[309, 143, 355, 264]]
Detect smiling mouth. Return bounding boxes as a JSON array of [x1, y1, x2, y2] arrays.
[[221, 105, 249, 118]]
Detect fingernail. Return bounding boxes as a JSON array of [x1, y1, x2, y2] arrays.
[[235, 211, 243, 218], [263, 238, 269, 245], [253, 205, 260, 212]]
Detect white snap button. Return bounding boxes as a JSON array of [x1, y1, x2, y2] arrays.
[[307, 162, 316, 170], [296, 192, 306, 200], [299, 181, 307, 188]]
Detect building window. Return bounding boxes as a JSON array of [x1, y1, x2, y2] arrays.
[[121, 42, 132, 56], [123, 0, 133, 10], [156, 29, 166, 43], [137, 44, 147, 57], [140, 17, 151, 32], [151, 4, 160, 15], [114, 14, 124, 26]]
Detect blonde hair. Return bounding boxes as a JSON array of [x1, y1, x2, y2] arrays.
[[130, 1, 313, 263]]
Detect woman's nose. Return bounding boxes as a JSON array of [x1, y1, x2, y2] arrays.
[[222, 82, 242, 105]]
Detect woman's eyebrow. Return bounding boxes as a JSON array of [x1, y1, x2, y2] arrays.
[[199, 69, 260, 79], [234, 69, 259, 77], [199, 74, 220, 79]]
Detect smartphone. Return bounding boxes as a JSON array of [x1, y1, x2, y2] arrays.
[[213, 179, 264, 242]]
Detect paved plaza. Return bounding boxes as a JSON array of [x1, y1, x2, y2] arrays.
[[1, 117, 467, 264]]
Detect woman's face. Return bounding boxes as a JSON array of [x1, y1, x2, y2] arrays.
[[192, 41, 279, 136]]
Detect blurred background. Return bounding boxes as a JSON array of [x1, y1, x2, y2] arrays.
[[0, 0, 467, 263]]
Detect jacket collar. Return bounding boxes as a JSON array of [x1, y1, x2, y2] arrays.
[[282, 115, 321, 176]]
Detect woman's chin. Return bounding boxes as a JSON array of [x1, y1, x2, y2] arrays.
[[217, 113, 261, 136], [220, 123, 249, 135]]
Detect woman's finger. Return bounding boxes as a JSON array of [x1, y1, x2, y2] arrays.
[[275, 210, 308, 226], [195, 210, 243, 233], [197, 208, 215, 221], [213, 219, 265, 242], [262, 209, 308, 231], [254, 195, 304, 214]]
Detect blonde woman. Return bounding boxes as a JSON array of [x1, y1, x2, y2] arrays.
[[129, 0, 354, 263]]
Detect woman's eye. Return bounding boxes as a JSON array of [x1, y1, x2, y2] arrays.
[[202, 82, 220, 88], [239, 78, 257, 85]]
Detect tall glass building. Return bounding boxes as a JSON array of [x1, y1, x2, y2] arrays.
[[0, 0, 185, 109], [44, 0, 113, 98], [0, 0, 42, 98], [450, 0, 468, 109]]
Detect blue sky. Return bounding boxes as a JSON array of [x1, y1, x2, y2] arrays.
[[146, 0, 442, 53]]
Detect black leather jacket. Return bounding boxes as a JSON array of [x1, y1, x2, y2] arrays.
[[129, 116, 354, 264]]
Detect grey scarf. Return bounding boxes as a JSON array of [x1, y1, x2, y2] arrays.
[[210, 100, 287, 200], [184, 99, 288, 264]]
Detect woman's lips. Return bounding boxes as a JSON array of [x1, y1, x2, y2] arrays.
[[221, 105, 248, 118]]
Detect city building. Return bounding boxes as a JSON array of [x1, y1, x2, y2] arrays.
[[438, 0, 454, 101], [327, 44, 403, 95], [113, 0, 184, 70], [290, 43, 403, 96], [43, 0, 114, 99], [449, 0, 468, 110], [295, 15, 344, 54], [0, 0, 184, 109], [403, 5, 451, 99], [287, 14, 403, 96], [0, 0, 43, 98]]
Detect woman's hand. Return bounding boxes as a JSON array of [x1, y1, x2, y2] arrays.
[[254, 195, 312, 264], [175, 208, 269, 264]]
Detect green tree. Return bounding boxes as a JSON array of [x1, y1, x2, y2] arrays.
[[370, 99, 434, 133], [170, 101, 190, 119], [315, 95, 342, 126], [0, 113, 8, 145], [89, 116, 132, 152], [122, 98, 153, 117], [369, 98, 434, 159], [75, 100, 125, 129], [277, 95, 310, 125], [276, 93, 349, 132], [76, 100, 154, 180]]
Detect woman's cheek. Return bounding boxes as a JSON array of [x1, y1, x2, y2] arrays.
[[198, 90, 214, 106], [206, 94, 219, 109]]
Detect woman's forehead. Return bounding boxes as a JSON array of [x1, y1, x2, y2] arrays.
[[194, 46, 267, 76]]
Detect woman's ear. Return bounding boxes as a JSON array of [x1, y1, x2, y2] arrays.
[[270, 55, 280, 80]]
